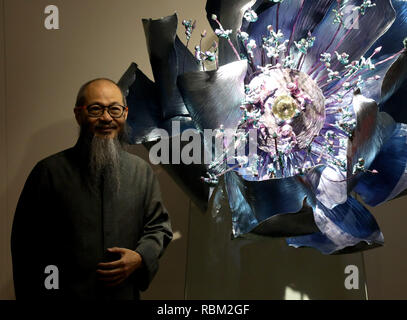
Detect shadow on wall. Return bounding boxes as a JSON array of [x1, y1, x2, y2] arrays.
[[4, 119, 189, 300]]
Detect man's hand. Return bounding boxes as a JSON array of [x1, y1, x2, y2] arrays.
[[96, 247, 143, 287]]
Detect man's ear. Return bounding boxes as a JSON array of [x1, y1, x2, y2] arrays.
[[74, 107, 82, 125], [123, 107, 128, 121]]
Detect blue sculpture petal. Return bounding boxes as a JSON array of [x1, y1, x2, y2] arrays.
[[354, 123, 407, 206], [242, 0, 334, 70], [287, 232, 344, 255], [249, 203, 319, 238], [310, 94, 396, 210], [243, 0, 334, 39], [224, 170, 320, 237], [144, 135, 210, 209], [380, 52, 407, 123], [224, 172, 259, 235], [319, 1, 406, 104], [143, 13, 200, 119], [304, 0, 396, 79], [357, 55, 400, 104], [241, 0, 301, 69], [381, 51, 407, 103], [205, 0, 252, 66], [366, 0, 407, 57], [286, 231, 382, 255], [320, 52, 400, 104], [119, 64, 198, 141], [287, 196, 384, 254], [119, 64, 209, 208], [314, 166, 348, 210], [177, 60, 248, 132], [118, 63, 162, 143], [346, 91, 396, 191]]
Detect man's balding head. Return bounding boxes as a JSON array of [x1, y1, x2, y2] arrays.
[[75, 78, 126, 108], [74, 78, 128, 139]]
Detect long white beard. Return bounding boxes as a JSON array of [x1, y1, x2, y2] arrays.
[[89, 136, 121, 194]]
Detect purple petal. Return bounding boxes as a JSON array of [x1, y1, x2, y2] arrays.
[[380, 52, 407, 123], [354, 123, 407, 206], [225, 168, 321, 238], [366, 0, 407, 57], [287, 196, 384, 254], [205, 0, 253, 65], [304, 0, 396, 79], [241, 0, 334, 69], [177, 60, 248, 132], [347, 91, 396, 191], [315, 166, 347, 210], [321, 53, 399, 104], [243, 0, 333, 47]]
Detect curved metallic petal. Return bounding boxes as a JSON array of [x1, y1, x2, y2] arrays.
[[241, 0, 300, 68], [224, 172, 259, 235], [382, 51, 407, 103], [118, 63, 162, 143], [314, 197, 383, 242], [290, 0, 335, 40], [118, 65, 198, 142], [304, 0, 396, 78], [380, 51, 407, 123], [315, 166, 348, 210], [287, 232, 383, 255], [143, 13, 199, 119], [242, 0, 333, 38], [242, 0, 334, 69], [224, 170, 319, 237], [347, 91, 396, 192], [314, 92, 396, 208], [144, 134, 210, 209], [321, 53, 399, 104], [354, 123, 407, 206], [205, 0, 254, 66], [357, 55, 400, 104], [287, 196, 384, 255], [347, 92, 378, 184], [160, 116, 198, 137], [393, 188, 407, 201], [177, 60, 248, 132], [250, 199, 319, 237], [287, 232, 344, 255], [365, 0, 407, 57]]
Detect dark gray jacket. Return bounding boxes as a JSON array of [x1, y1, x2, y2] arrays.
[[11, 140, 173, 300]]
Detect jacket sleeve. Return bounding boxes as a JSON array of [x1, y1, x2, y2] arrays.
[[10, 161, 51, 299], [133, 164, 173, 291]]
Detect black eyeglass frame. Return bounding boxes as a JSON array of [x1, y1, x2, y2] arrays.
[[77, 103, 128, 118]]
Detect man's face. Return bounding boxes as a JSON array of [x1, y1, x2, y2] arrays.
[[75, 80, 128, 139]]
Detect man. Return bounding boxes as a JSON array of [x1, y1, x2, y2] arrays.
[[11, 78, 173, 300]]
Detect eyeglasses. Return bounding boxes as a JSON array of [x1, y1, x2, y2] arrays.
[[78, 104, 128, 118]]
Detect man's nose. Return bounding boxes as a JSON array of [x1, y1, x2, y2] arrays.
[[99, 109, 113, 122]]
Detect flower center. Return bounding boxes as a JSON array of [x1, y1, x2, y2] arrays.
[[241, 67, 326, 158], [272, 95, 298, 120]]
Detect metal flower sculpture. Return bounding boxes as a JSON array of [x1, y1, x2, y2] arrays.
[[120, 0, 407, 254]]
